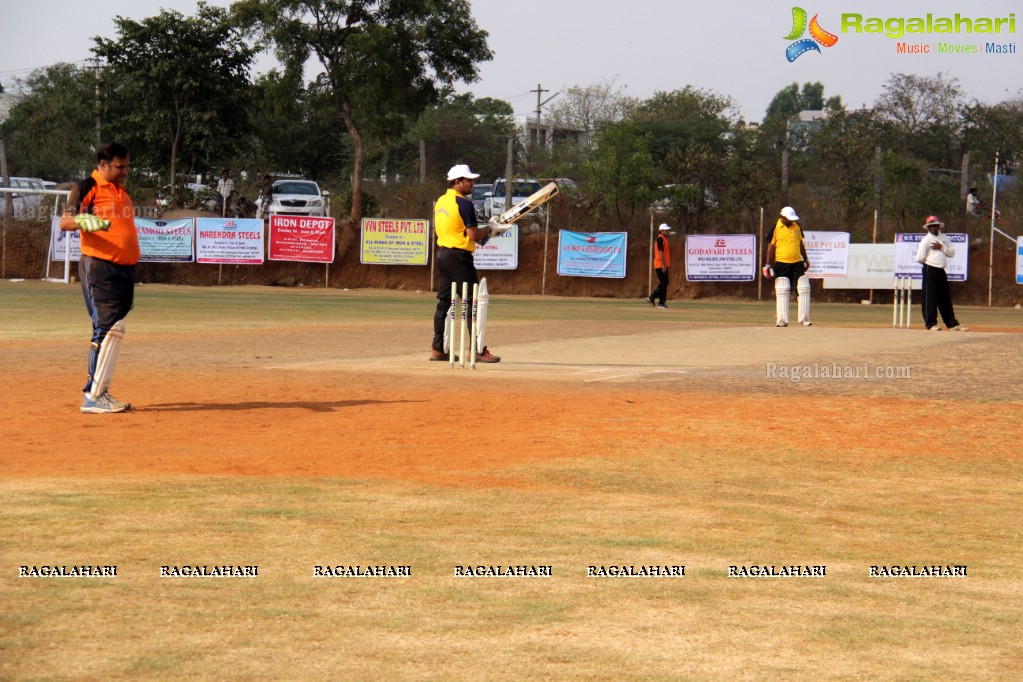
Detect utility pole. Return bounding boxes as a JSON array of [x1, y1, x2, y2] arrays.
[[531, 83, 548, 150], [530, 83, 559, 154], [93, 57, 103, 147]]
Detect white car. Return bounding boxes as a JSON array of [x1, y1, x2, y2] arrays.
[[268, 179, 327, 217], [484, 178, 542, 221]]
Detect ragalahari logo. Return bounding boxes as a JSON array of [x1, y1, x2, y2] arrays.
[[785, 7, 839, 61]]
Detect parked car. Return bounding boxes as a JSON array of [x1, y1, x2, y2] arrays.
[[471, 183, 492, 221], [0, 176, 45, 220], [268, 179, 328, 217], [484, 178, 543, 221]]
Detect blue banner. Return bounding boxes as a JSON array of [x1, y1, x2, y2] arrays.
[[557, 231, 628, 278]]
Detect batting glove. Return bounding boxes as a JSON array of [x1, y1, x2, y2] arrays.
[[74, 214, 111, 232], [762, 265, 774, 279]]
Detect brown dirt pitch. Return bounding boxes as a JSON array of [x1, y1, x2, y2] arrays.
[[2, 282, 1021, 680]]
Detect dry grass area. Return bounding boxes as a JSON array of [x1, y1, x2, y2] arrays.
[[1, 282, 1021, 680]]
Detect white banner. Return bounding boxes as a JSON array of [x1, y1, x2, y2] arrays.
[[137, 218, 195, 263], [894, 233, 968, 281], [685, 234, 756, 281], [822, 244, 921, 290], [803, 231, 849, 278], [195, 218, 265, 265], [49, 216, 81, 261], [474, 224, 518, 270]]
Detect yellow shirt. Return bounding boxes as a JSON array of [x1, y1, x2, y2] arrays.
[[770, 220, 804, 264], [434, 188, 477, 252]]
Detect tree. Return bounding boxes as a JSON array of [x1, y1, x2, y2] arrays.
[[582, 123, 657, 226], [874, 72, 965, 168], [93, 2, 255, 192], [545, 79, 638, 137], [233, 0, 492, 226], [0, 64, 96, 179], [408, 93, 514, 181], [630, 87, 738, 230], [806, 107, 882, 229]]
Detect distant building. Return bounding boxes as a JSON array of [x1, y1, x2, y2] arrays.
[[0, 91, 21, 124], [525, 116, 590, 151], [787, 109, 827, 150]]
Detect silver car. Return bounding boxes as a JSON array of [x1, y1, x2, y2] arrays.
[[0, 176, 45, 220], [268, 179, 327, 217]]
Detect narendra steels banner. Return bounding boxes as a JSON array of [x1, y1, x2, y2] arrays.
[[269, 215, 335, 263], [894, 233, 968, 280], [137, 218, 194, 263], [803, 231, 850, 278], [557, 230, 627, 278], [474, 224, 518, 271], [360, 218, 429, 265], [195, 218, 265, 265], [685, 234, 756, 281]]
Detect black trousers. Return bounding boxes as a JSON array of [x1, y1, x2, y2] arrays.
[[649, 268, 669, 304], [433, 248, 478, 351], [921, 264, 959, 329]]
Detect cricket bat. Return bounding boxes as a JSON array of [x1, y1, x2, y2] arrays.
[[488, 182, 560, 236]]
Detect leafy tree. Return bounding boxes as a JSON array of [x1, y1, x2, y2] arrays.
[[93, 2, 255, 192], [407, 92, 513, 182], [0, 64, 96, 179], [246, 68, 347, 180], [233, 0, 493, 226], [805, 107, 882, 230], [630, 87, 738, 229], [582, 123, 657, 226], [874, 72, 964, 168]]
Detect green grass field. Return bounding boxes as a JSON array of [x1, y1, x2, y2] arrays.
[[1, 281, 1021, 680]]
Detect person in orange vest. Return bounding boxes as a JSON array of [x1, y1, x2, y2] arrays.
[[647, 223, 672, 309]]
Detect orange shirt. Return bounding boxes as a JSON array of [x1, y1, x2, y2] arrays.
[[654, 233, 671, 269], [76, 170, 140, 265]]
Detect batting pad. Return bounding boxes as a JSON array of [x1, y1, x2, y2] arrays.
[[775, 277, 791, 325], [797, 276, 811, 323], [89, 319, 125, 398], [475, 278, 490, 351]]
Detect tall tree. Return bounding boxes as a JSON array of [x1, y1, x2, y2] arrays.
[[233, 0, 492, 225], [93, 2, 255, 192], [0, 64, 96, 179]]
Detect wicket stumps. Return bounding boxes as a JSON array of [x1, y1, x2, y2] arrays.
[[892, 276, 913, 329], [448, 282, 480, 369]]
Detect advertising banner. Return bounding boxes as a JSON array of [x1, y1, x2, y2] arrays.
[[474, 224, 519, 270], [894, 233, 968, 281], [137, 218, 194, 263], [360, 218, 429, 265], [822, 244, 920, 290], [49, 216, 81, 261], [195, 218, 264, 265], [1017, 236, 1023, 285], [269, 215, 335, 263], [557, 231, 627, 278], [685, 234, 756, 281], [803, 231, 850, 278]]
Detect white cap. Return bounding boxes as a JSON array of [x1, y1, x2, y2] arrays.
[[446, 164, 481, 181], [659, 223, 671, 231], [780, 206, 799, 221]]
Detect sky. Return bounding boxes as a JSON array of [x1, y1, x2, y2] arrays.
[[1, 0, 1020, 123]]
